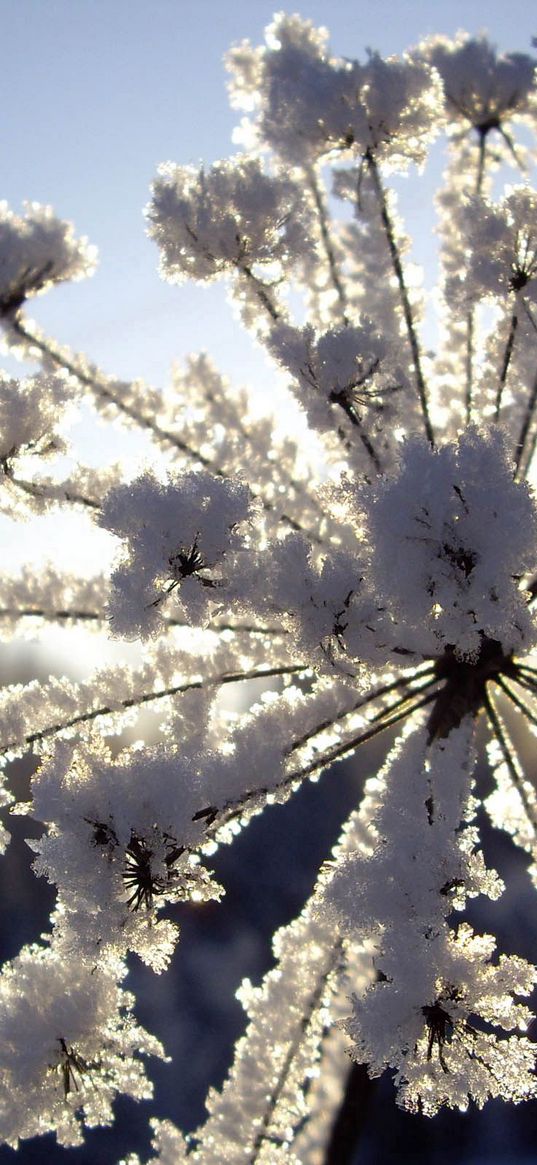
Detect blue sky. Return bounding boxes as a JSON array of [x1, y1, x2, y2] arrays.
[[3, 0, 537, 389]]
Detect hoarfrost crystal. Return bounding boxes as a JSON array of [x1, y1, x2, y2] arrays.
[[1, 11, 537, 1161]]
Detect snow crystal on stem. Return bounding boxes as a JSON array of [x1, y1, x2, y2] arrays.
[[0, 202, 96, 316], [365, 426, 537, 660], [0, 939, 164, 1148], [100, 470, 252, 638]]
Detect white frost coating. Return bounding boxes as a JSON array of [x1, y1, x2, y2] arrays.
[[421, 34, 536, 138], [1, 12, 537, 1159], [455, 187, 537, 307], [267, 320, 405, 444], [100, 470, 252, 637], [227, 13, 441, 169], [365, 426, 537, 659], [30, 737, 225, 968], [322, 720, 536, 1113], [0, 939, 164, 1148], [0, 202, 96, 315], [0, 373, 70, 463], [147, 157, 312, 289], [187, 895, 369, 1164], [132, 1119, 189, 1164]]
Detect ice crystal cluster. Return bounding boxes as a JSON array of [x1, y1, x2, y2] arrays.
[[1, 12, 537, 1161]]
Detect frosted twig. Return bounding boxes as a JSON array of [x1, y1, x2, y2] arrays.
[[305, 164, 350, 325], [365, 150, 435, 447]]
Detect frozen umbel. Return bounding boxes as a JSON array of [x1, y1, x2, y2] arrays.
[[0, 15, 537, 1162]]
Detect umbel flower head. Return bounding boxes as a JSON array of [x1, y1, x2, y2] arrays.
[[227, 12, 442, 169], [422, 33, 536, 140], [0, 939, 164, 1148], [1, 10, 537, 1159], [0, 202, 96, 317], [100, 469, 252, 637], [364, 426, 537, 662]]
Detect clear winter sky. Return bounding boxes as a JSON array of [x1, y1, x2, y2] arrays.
[[3, 0, 536, 387]]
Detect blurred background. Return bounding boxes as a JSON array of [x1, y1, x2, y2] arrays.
[[2, 2, 537, 1162]]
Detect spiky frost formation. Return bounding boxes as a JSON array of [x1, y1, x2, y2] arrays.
[[227, 13, 442, 169], [1, 12, 537, 1160], [422, 34, 536, 139], [364, 427, 537, 660], [100, 470, 252, 637], [0, 940, 163, 1148], [0, 202, 96, 316]]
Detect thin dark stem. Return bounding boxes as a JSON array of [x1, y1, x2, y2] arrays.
[[494, 308, 518, 420], [484, 686, 537, 824], [10, 315, 327, 547], [367, 672, 439, 725], [475, 132, 487, 197], [239, 265, 281, 322], [335, 411, 382, 474], [515, 662, 537, 681], [286, 685, 440, 785], [465, 135, 487, 421], [496, 675, 537, 728], [2, 467, 100, 511], [305, 165, 350, 325], [510, 673, 537, 702], [0, 606, 288, 637], [515, 367, 537, 477], [357, 425, 382, 473], [0, 662, 307, 757], [10, 315, 217, 468], [465, 309, 475, 425], [0, 607, 102, 623], [365, 151, 435, 447], [249, 940, 344, 1165], [287, 665, 437, 758], [202, 683, 441, 845]]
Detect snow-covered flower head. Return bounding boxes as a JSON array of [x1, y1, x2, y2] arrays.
[[0, 202, 96, 316], [268, 320, 407, 443], [365, 427, 537, 660], [346, 924, 537, 1115], [0, 940, 163, 1147], [100, 470, 252, 637], [0, 373, 69, 465], [2, 14, 537, 1154], [147, 157, 311, 285], [422, 34, 536, 140], [457, 187, 537, 306], [30, 739, 224, 967], [228, 13, 441, 169], [355, 50, 443, 171], [227, 14, 357, 162]]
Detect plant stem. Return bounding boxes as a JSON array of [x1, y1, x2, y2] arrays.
[[250, 940, 344, 1164], [305, 164, 350, 325], [495, 308, 519, 420], [10, 315, 216, 468], [465, 309, 475, 424], [514, 366, 537, 477], [484, 687, 537, 825], [365, 152, 435, 447], [9, 314, 328, 545], [3, 469, 100, 511], [240, 264, 281, 321], [1, 662, 307, 757]]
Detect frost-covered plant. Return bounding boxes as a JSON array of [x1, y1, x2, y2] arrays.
[[1, 11, 537, 1161]]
